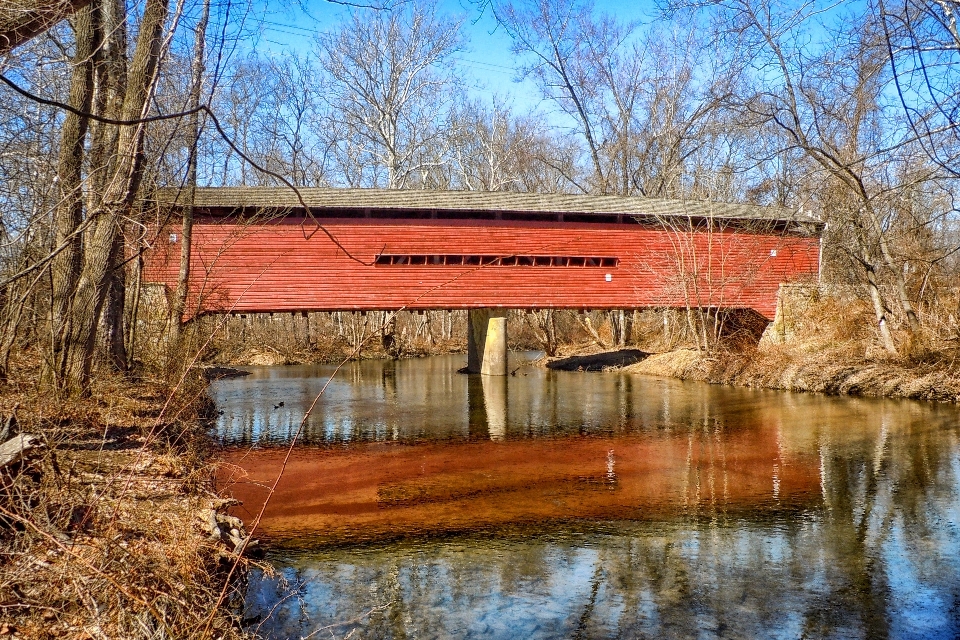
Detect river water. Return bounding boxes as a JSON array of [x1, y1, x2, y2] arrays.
[[211, 353, 960, 639]]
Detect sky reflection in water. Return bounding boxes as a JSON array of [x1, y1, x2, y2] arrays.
[[210, 354, 960, 639]]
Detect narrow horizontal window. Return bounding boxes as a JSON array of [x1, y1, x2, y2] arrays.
[[374, 254, 619, 267]]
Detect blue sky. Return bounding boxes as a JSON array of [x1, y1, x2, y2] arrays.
[[249, 0, 656, 116]]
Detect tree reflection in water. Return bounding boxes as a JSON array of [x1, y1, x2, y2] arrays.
[[212, 356, 960, 639]]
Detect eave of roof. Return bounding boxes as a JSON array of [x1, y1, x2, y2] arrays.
[[154, 187, 824, 228]]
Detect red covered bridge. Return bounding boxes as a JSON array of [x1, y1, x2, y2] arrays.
[[145, 188, 822, 372]]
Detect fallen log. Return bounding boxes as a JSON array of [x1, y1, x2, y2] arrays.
[[0, 433, 41, 470]]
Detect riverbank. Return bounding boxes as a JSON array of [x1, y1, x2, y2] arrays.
[[0, 364, 251, 639], [548, 345, 960, 403]]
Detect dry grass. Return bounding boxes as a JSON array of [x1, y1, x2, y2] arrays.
[[0, 353, 253, 639], [625, 290, 960, 403]]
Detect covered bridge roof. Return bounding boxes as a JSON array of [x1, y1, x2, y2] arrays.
[[155, 187, 823, 232]]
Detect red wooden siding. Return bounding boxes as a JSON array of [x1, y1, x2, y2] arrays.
[[144, 217, 820, 319]]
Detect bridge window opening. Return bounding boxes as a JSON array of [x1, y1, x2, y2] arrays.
[[436, 210, 499, 220], [375, 254, 619, 268], [501, 211, 558, 222], [565, 213, 621, 224]]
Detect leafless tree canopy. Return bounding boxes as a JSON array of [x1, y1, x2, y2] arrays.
[[0, 0, 956, 391]]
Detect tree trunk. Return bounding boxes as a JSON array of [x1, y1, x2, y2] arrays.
[[530, 309, 558, 355], [45, 3, 98, 386], [545, 310, 557, 355], [170, 0, 209, 341], [578, 313, 607, 349], [0, 280, 31, 380], [381, 312, 399, 357], [864, 204, 921, 342], [612, 309, 632, 347], [863, 260, 899, 356], [87, 0, 126, 195], [62, 0, 170, 392], [100, 229, 128, 371], [125, 248, 142, 368]]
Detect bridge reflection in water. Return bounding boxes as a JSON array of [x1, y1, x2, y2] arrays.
[[217, 360, 821, 546]]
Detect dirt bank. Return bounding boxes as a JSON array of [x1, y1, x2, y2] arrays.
[[621, 347, 960, 403], [0, 369, 251, 639]]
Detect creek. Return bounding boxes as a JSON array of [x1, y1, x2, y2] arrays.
[[210, 353, 960, 639]]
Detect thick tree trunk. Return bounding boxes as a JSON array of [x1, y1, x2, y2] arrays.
[[87, 0, 126, 194], [62, 0, 169, 392], [45, 3, 98, 386]]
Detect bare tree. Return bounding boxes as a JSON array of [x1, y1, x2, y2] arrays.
[[486, 0, 609, 192], [316, 1, 465, 189], [487, 0, 742, 198], [879, 0, 960, 177], [45, 1, 98, 382], [55, 0, 176, 390], [169, 0, 211, 343], [664, 0, 960, 355], [446, 97, 568, 192]]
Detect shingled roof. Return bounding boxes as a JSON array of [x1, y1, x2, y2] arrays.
[[155, 186, 822, 228]]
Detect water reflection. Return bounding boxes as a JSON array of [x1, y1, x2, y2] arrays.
[[211, 356, 960, 639], [249, 508, 960, 640], [468, 374, 507, 441], [213, 354, 525, 445]]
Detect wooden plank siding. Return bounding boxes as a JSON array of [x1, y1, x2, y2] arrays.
[[144, 215, 821, 320]]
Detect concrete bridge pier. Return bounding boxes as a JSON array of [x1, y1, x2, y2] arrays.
[[467, 308, 508, 375]]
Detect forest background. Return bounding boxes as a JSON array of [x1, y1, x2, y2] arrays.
[[1, 0, 959, 392]]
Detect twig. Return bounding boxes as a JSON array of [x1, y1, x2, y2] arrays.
[[0, 504, 175, 638]]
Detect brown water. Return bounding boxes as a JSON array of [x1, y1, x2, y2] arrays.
[[211, 353, 960, 639]]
